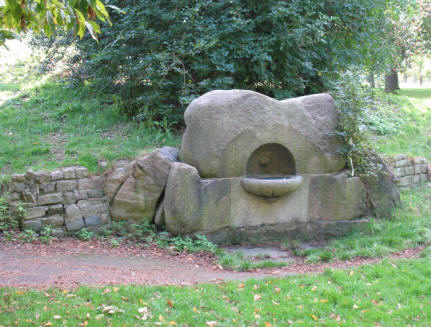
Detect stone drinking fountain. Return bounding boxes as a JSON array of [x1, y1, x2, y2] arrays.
[[162, 90, 378, 243]]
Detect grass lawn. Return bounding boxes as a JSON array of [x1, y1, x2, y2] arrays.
[[0, 56, 180, 177], [374, 88, 431, 161], [1, 256, 431, 326]]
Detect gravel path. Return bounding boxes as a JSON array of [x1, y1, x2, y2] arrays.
[[0, 239, 423, 289]]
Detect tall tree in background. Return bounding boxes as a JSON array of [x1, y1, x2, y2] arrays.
[[384, 0, 427, 92]]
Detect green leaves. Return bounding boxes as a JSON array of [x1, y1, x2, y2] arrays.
[[0, 0, 112, 45]]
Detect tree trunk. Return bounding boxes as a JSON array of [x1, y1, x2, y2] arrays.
[[385, 68, 400, 93], [367, 72, 375, 88]]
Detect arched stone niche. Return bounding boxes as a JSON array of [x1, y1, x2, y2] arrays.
[[245, 143, 296, 177]]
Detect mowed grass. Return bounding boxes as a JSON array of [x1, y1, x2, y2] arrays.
[[0, 57, 180, 177], [286, 185, 431, 263], [374, 88, 431, 161], [1, 256, 431, 326]]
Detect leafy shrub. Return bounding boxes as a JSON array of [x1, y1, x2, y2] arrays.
[[0, 197, 19, 232], [40, 225, 54, 244], [75, 228, 94, 241], [17, 229, 38, 243], [44, 0, 393, 126]]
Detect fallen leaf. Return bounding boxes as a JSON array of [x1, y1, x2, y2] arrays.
[[265, 322, 272, 327], [169, 322, 177, 325], [113, 287, 119, 292], [311, 286, 317, 291], [206, 321, 218, 327], [353, 304, 359, 309], [193, 307, 198, 312], [320, 299, 329, 303], [272, 300, 280, 306], [61, 290, 68, 295], [95, 314, 104, 320], [254, 294, 262, 301], [44, 323, 52, 326], [167, 299, 174, 307], [102, 288, 111, 294], [53, 315, 62, 320], [238, 283, 245, 289], [310, 314, 318, 321], [16, 290, 25, 295], [79, 321, 88, 326], [274, 288, 281, 293]]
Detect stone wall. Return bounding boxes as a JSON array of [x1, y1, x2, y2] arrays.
[[389, 154, 430, 189], [3, 166, 109, 236]]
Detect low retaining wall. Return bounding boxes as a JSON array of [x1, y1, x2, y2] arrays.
[[3, 167, 109, 236], [0, 152, 429, 236], [388, 154, 430, 189]]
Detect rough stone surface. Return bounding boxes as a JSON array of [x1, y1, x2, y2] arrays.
[[164, 162, 367, 238], [389, 155, 430, 189], [361, 154, 401, 218], [110, 147, 178, 222], [154, 200, 165, 227], [38, 193, 63, 205], [180, 90, 345, 178], [104, 165, 132, 202]]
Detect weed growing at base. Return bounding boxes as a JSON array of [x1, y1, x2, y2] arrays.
[[1, 256, 430, 326]]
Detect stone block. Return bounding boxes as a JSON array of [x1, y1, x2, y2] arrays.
[[414, 157, 424, 164], [51, 227, 65, 237], [423, 164, 429, 174], [420, 174, 428, 182], [308, 174, 365, 221], [412, 175, 420, 184], [394, 159, 409, 168], [87, 188, 104, 198], [78, 178, 93, 190], [42, 214, 64, 227], [84, 215, 102, 226], [404, 166, 414, 175], [34, 172, 50, 184], [22, 219, 42, 231], [65, 204, 81, 220], [50, 171, 63, 181], [7, 192, 21, 201], [22, 191, 37, 204], [65, 218, 85, 231], [393, 167, 405, 177], [25, 169, 37, 180], [11, 174, 25, 182], [38, 193, 63, 205], [25, 206, 47, 220], [104, 165, 132, 202], [75, 167, 89, 179], [74, 190, 88, 200], [394, 154, 407, 161], [62, 167, 76, 179], [10, 183, 25, 192], [46, 204, 63, 215], [39, 182, 56, 193], [56, 180, 77, 192], [64, 192, 77, 204], [77, 199, 106, 217], [398, 176, 412, 187]]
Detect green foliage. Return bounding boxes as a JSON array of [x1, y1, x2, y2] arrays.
[[61, 0, 395, 125], [0, 0, 113, 46], [0, 197, 19, 232], [169, 234, 217, 253], [75, 228, 94, 241], [17, 229, 38, 243], [330, 71, 393, 175], [40, 225, 54, 244]]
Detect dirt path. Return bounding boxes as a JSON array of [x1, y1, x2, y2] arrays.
[[0, 239, 424, 289]]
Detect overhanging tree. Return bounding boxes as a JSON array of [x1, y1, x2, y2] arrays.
[[0, 0, 114, 45]]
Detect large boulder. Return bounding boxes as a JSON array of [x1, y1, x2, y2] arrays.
[[108, 147, 178, 222], [361, 154, 401, 218], [180, 90, 345, 178]]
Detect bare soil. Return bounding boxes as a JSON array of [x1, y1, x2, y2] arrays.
[[0, 238, 424, 289]]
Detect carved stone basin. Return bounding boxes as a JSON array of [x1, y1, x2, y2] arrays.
[[241, 175, 303, 198]]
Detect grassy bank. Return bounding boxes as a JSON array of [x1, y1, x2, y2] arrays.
[[0, 55, 180, 177], [374, 88, 431, 161], [1, 256, 431, 326]]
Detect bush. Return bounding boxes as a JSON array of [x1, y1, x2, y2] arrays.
[[55, 0, 392, 126]]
